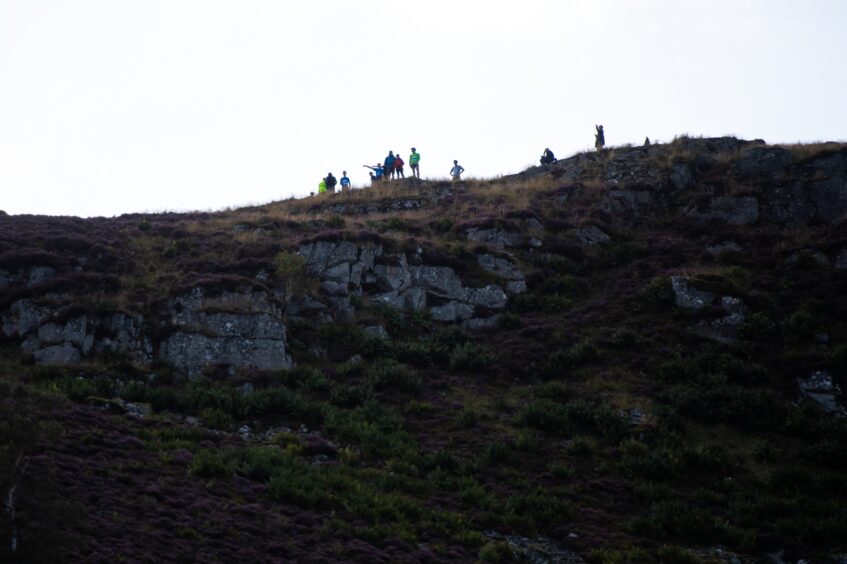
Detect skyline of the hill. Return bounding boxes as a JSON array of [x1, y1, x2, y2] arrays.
[[1, 0, 846, 217]]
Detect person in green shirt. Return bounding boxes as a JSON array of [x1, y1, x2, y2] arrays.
[[318, 179, 327, 194], [409, 147, 421, 178]]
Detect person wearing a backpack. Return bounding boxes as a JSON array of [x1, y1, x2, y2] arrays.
[[384, 151, 396, 181], [394, 153, 405, 179], [325, 172, 337, 193], [340, 171, 351, 192], [409, 148, 421, 178]]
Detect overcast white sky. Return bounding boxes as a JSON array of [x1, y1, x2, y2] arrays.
[[1, 0, 845, 217]]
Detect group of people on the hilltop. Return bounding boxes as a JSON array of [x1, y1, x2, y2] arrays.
[[537, 126, 607, 167], [318, 125, 626, 195], [363, 148, 421, 184], [318, 171, 352, 194], [317, 147, 465, 194]]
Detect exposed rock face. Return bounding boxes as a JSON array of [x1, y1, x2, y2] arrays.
[[668, 163, 694, 191], [810, 154, 847, 224], [298, 240, 523, 329], [465, 227, 524, 249], [603, 189, 653, 216], [476, 254, 527, 295], [765, 183, 817, 225], [733, 146, 792, 179], [670, 277, 715, 310], [1, 287, 290, 374], [704, 196, 760, 225], [798, 371, 845, 416], [0, 265, 57, 290], [160, 288, 292, 377], [707, 241, 742, 256], [699, 296, 747, 344], [571, 226, 611, 246]]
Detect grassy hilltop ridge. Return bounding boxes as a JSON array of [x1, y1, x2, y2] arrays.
[[2, 137, 847, 563]]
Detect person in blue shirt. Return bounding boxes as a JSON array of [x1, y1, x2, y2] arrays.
[[363, 163, 384, 185], [340, 171, 351, 191]]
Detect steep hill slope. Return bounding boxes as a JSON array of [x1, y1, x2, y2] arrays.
[[2, 137, 847, 563]]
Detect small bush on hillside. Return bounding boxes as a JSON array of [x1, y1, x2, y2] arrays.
[[200, 407, 233, 430], [449, 341, 495, 371], [632, 277, 674, 312], [325, 215, 346, 229]]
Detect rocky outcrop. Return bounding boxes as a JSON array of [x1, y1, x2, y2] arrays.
[[298, 239, 524, 328], [476, 254, 527, 295], [693, 196, 760, 225], [0, 265, 57, 290], [798, 371, 845, 416], [1, 287, 291, 374], [670, 277, 716, 310], [465, 227, 524, 249], [733, 146, 792, 180], [571, 226, 611, 246], [160, 288, 292, 377], [810, 153, 847, 224]]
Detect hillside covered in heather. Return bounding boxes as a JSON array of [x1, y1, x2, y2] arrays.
[[2, 136, 847, 563]]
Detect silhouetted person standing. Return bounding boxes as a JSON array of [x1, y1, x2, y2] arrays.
[[595, 125, 605, 151], [325, 172, 337, 193], [409, 148, 421, 178], [384, 151, 396, 181], [394, 152, 405, 179], [644, 137, 651, 146], [450, 160, 464, 182]]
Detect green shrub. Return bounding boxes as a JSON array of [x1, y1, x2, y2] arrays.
[[200, 407, 233, 430], [478, 542, 515, 562], [449, 341, 495, 371], [632, 277, 674, 311], [190, 450, 233, 479], [325, 215, 346, 228], [365, 360, 420, 392]]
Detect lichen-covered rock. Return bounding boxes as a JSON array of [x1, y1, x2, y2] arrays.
[[467, 285, 508, 310], [706, 196, 760, 225], [1, 299, 52, 337], [476, 254, 526, 295], [430, 301, 474, 322], [669, 163, 694, 190], [810, 153, 847, 224], [160, 288, 292, 376], [698, 296, 747, 343], [33, 343, 81, 365], [798, 371, 845, 416], [410, 266, 468, 301], [572, 226, 611, 246], [95, 313, 152, 363], [160, 331, 292, 377], [765, 183, 816, 225], [465, 227, 523, 249], [733, 146, 792, 179], [363, 325, 390, 340], [707, 241, 742, 256], [670, 277, 715, 310], [603, 189, 653, 215]]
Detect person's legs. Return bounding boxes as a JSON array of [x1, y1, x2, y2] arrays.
[[397, 167, 404, 178]]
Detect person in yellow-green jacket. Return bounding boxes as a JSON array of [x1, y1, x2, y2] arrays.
[[409, 147, 421, 178], [318, 179, 327, 194]]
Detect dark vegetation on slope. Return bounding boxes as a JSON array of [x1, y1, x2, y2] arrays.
[[2, 137, 847, 562]]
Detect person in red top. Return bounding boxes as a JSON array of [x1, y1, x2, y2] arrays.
[[393, 152, 405, 179]]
